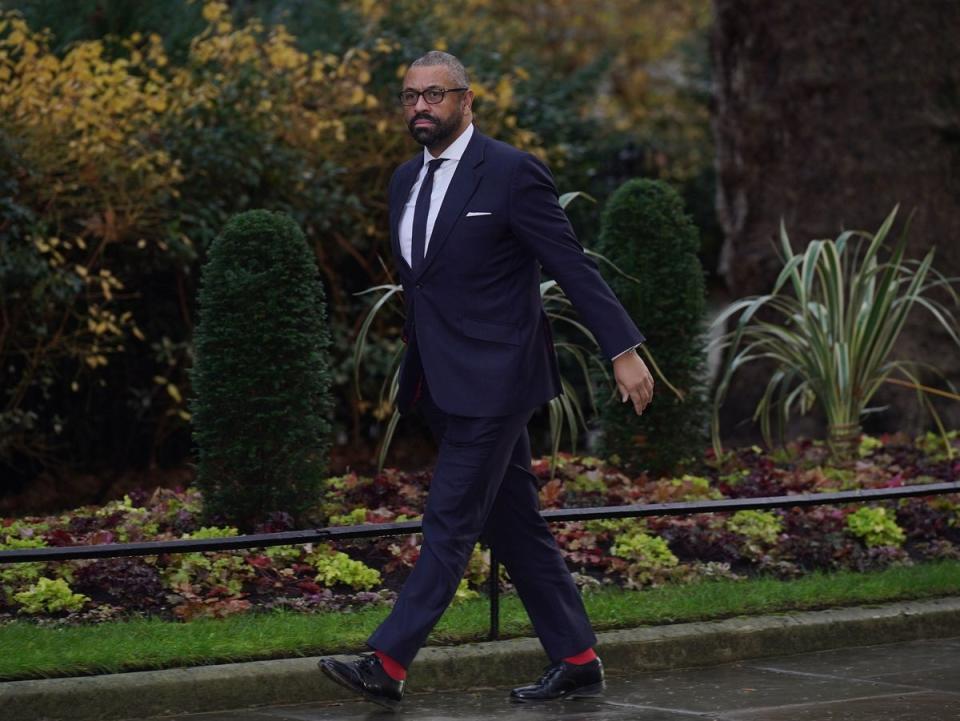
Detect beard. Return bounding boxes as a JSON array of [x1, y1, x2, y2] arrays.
[[408, 107, 462, 147]]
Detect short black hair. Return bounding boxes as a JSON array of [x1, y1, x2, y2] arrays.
[[409, 51, 469, 87]]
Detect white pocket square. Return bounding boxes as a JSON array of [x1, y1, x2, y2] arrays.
[[466, 211, 492, 217]]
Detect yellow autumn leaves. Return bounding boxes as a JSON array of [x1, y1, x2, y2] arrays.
[[0, 0, 550, 432]]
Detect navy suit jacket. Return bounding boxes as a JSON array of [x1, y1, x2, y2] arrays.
[[390, 128, 645, 418]]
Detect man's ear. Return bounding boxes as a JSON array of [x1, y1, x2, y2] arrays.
[[462, 89, 475, 113]]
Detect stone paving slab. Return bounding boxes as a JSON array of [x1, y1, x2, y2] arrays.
[[595, 666, 911, 713], [741, 636, 959, 679], [723, 692, 960, 721]]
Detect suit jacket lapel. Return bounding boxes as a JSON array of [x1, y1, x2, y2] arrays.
[[414, 131, 486, 280]]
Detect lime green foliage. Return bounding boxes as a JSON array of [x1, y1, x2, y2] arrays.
[[94, 494, 136, 517], [184, 526, 239, 539], [820, 466, 858, 490], [306, 544, 380, 591], [263, 545, 304, 564], [710, 205, 960, 461], [611, 532, 677, 564], [162, 525, 252, 595], [461, 543, 508, 590], [915, 430, 959, 462], [585, 518, 646, 535], [453, 578, 479, 604], [2, 519, 51, 539], [729, 510, 783, 545], [328, 508, 368, 526], [769, 446, 796, 465], [148, 488, 204, 528], [592, 178, 710, 477], [566, 472, 607, 495], [847, 507, 906, 548], [0, 536, 47, 603], [320, 474, 374, 520], [921, 496, 960, 527], [858, 434, 884, 458], [94, 495, 160, 541], [190, 209, 334, 531], [719, 469, 751, 487], [0, 533, 48, 550], [611, 531, 679, 587], [464, 543, 490, 587], [325, 476, 349, 491], [163, 552, 253, 596], [674, 474, 722, 499], [13, 577, 90, 614]]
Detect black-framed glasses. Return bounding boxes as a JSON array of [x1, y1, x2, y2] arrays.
[[398, 87, 468, 106]]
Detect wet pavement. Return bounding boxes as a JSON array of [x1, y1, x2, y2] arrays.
[[134, 636, 960, 720]]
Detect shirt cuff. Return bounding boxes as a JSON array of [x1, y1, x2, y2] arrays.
[[611, 343, 642, 362]]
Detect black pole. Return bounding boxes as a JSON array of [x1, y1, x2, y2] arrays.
[[2, 482, 958, 564], [489, 546, 500, 641]]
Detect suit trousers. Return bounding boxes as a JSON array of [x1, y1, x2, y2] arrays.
[[366, 375, 597, 668]]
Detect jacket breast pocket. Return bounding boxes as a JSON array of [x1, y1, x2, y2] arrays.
[[458, 213, 503, 236], [460, 316, 521, 346]]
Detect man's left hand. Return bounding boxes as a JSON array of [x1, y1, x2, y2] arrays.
[[613, 349, 654, 415]]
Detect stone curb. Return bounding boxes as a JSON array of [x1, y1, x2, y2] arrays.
[[3, 596, 960, 721]]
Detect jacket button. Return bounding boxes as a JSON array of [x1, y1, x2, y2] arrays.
[[416, 283, 422, 289]]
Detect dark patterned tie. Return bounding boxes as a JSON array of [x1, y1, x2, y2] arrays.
[[411, 158, 447, 271]]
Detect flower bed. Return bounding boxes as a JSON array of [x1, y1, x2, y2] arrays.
[[1, 431, 958, 627]]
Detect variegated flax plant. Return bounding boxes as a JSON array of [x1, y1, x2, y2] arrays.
[[709, 205, 960, 462]]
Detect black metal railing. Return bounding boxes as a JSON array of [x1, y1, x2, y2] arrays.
[[2, 481, 958, 639]]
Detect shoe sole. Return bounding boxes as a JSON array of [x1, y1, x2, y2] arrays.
[[317, 660, 401, 711], [510, 679, 606, 703]]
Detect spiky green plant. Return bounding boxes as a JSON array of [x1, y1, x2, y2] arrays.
[[189, 209, 334, 531], [709, 205, 960, 461]]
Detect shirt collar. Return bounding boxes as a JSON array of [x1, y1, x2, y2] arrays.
[[423, 122, 474, 165]]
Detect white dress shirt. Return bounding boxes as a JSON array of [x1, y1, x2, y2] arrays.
[[399, 122, 475, 267], [399, 121, 639, 362]]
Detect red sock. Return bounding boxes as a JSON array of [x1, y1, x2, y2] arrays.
[[563, 647, 598, 665], [374, 650, 407, 680]]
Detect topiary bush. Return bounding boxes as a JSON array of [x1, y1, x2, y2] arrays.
[[590, 178, 710, 477], [189, 209, 333, 532]]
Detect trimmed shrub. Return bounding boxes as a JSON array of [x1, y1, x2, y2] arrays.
[[591, 178, 710, 476], [189, 210, 333, 531]]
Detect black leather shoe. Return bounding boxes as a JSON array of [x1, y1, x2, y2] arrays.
[[317, 652, 404, 710], [510, 657, 605, 702]]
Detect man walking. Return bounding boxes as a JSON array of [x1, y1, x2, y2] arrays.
[[318, 51, 654, 709]]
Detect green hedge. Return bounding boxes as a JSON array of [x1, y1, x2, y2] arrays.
[[591, 178, 710, 476], [189, 210, 333, 531]]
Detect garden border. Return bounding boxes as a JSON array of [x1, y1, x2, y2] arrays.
[[2, 481, 958, 639]]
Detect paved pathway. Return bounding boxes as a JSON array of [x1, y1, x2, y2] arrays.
[[134, 636, 960, 720]]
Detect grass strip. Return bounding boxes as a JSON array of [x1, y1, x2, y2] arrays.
[[1, 560, 958, 681]]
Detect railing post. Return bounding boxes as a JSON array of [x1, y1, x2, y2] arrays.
[[489, 546, 500, 641]]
